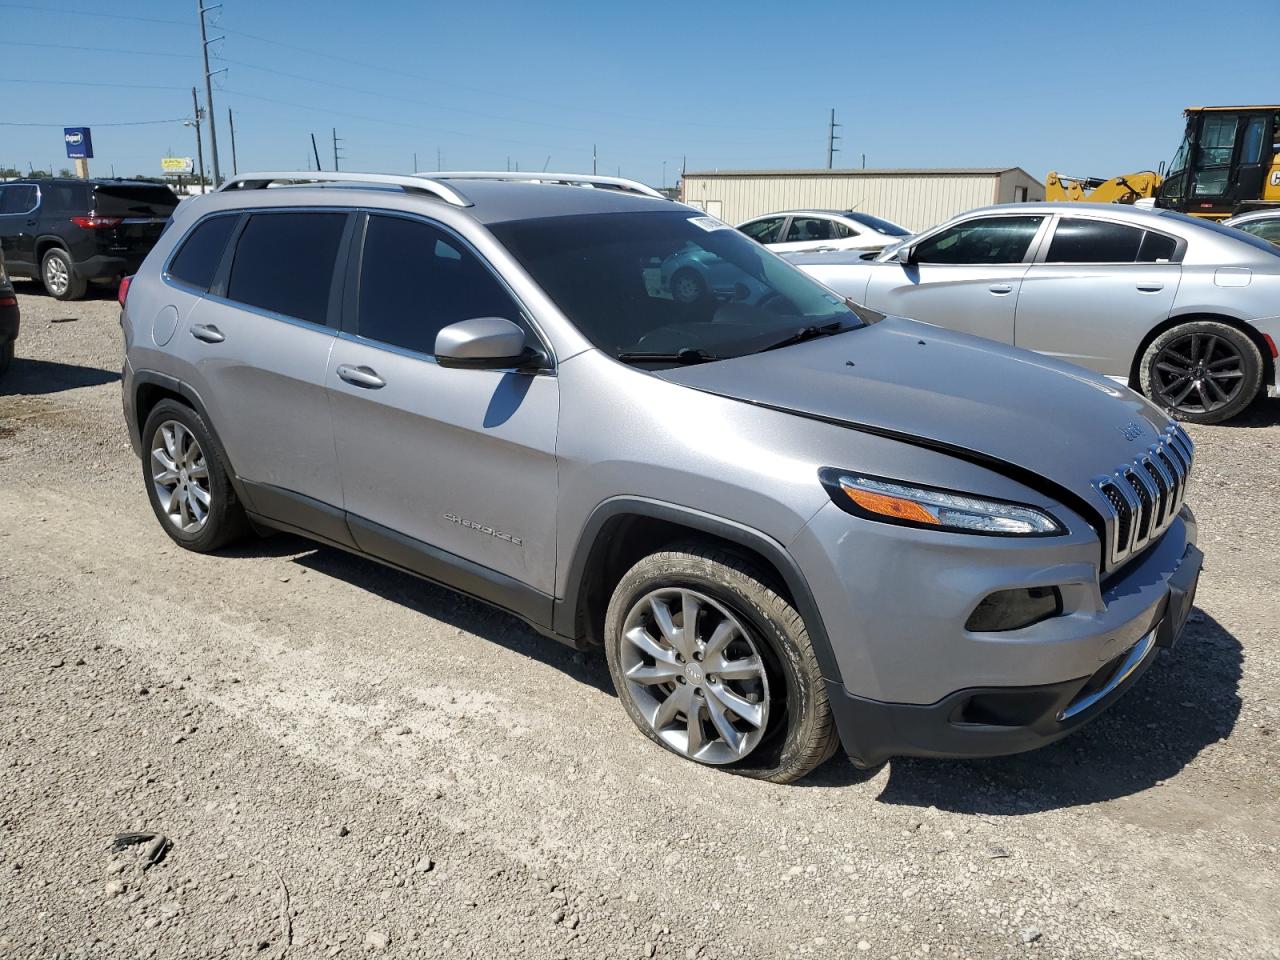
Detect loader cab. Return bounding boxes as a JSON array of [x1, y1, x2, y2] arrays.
[[1156, 106, 1280, 218]]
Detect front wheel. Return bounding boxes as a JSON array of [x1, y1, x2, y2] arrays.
[[604, 544, 839, 783], [1139, 321, 1263, 424]]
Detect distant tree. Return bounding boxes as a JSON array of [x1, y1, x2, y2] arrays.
[[0, 166, 21, 179], [28, 169, 51, 178], [57, 167, 74, 177]]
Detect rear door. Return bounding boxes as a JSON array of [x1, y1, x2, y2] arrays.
[[863, 214, 1047, 344], [0, 185, 40, 274], [771, 215, 841, 253], [328, 212, 559, 600], [173, 209, 350, 534], [1014, 216, 1181, 377]]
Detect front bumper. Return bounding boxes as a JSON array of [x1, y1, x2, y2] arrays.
[[0, 298, 18, 347], [829, 541, 1200, 767]]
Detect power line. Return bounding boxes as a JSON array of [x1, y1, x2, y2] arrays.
[[0, 3, 189, 25], [0, 40, 197, 58], [0, 77, 187, 91], [0, 118, 186, 127]]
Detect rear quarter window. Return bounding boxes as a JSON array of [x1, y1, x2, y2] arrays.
[[167, 215, 239, 292]]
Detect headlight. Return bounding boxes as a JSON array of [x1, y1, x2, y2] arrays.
[[820, 470, 1064, 536]]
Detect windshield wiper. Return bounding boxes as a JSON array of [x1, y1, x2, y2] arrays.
[[757, 320, 853, 353], [615, 347, 719, 365]]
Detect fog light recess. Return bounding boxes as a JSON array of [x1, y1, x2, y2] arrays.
[[965, 586, 1062, 632]]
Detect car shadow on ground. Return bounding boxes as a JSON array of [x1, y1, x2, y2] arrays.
[[801, 611, 1243, 813], [232, 533, 615, 695], [14, 278, 120, 303], [0, 357, 121, 396], [1227, 396, 1280, 428]]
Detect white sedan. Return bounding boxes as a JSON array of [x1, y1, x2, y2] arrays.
[[737, 209, 913, 254]]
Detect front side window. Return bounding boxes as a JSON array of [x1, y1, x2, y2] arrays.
[[739, 217, 784, 243], [784, 217, 836, 243], [488, 210, 860, 366], [226, 212, 347, 326], [912, 216, 1045, 265], [1045, 218, 1144, 263], [356, 215, 523, 357], [168, 215, 238, 291], [0, 186, 37, 215], [1197, 114, 1238, 167]]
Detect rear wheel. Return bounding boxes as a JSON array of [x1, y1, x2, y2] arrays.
[[1139, 321, 1263, 424], [604, 544, 839, 783], [141, 399, 248, 552], [41, 248, 87, 301]]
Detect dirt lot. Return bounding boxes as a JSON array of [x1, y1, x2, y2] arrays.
[[1, 287, 1277, 960]]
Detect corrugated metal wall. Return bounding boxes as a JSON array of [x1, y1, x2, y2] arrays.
[[679, 171, 1044, 232]]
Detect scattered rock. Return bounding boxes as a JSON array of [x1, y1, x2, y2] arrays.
[[338, 824, 350, 838], [104, 880, 126, 897], [1020, 927, 1042, 944], [986, 845, 1010, 859], [364, 929, 390, 951], [858, 942, 871, 952], [644, 944, 656, 958], [414, 857, 434, 873]]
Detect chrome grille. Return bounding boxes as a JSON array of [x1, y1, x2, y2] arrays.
[[1092, 424, 1193, 570]]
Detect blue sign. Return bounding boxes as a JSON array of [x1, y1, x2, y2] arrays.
[[64, 127, 93, 160]]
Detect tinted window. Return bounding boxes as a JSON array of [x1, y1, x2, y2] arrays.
[[357, 215, 521, 356], [94, 184, 178, 218], [1045, 218, 1144, 263], [227, 212, 347, 326], [1137, 231, 1178, 262], [489, 211, 859, 366], [0, 186, 37, 214], [913, 216, 1044, 264], [739, 217, 784, 243], [41, 182, 88, 211], [1240, 219, 1280, 245], [785, 217, 836, 242], [168, 215, 238, 291]]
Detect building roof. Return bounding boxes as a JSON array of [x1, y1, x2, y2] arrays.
[[683, 166, 1038, 181]]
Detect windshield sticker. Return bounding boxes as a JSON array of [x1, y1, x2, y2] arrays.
[[688, 216, 731, 231]]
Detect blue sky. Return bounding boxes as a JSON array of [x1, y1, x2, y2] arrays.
[[1, 0, 1276, 187]]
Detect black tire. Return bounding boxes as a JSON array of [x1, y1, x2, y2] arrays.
[[603, 543, 840, 783], [140, 398, 249, 552], [1138, 320, 1263, 425], [669, 267, 708, 304], [41, 247, 87, 301], [0, 340, 12, 375]]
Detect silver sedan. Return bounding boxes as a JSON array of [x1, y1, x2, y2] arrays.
[[791, 202, 1280, 423]]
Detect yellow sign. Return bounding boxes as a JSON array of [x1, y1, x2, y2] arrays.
[[161, 157, 194, 174]]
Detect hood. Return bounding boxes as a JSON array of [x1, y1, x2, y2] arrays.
[[656, 316, 1173, 509]]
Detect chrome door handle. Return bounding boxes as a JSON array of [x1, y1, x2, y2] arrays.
[[1136, 283, 1164, 293], [190, 323, 225, 343], [988, 283, 1014, 295], [336, 364, 386, 389]]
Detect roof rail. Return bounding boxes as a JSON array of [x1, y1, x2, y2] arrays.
[[434, 171, 665, 200], [217, 171, 472, 207]]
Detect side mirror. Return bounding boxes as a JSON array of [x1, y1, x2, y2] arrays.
[[897, 243, 917, 265], [434, 317, 540, 370]]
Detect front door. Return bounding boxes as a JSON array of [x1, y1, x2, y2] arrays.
[[0, 185, 40, 275], [864, 214, 1047, 344], [1015, 216, 1181, 377], [328, 212, 559, 601]]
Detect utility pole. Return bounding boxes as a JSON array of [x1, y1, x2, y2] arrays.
[[198, 1, 224, 186], [331, 127, 342, 172], [227, 107, 238, 175], [592, 144, 597, 175], [188, 87, 207, 194], [662, 160, 667, 189], [437, 147, 441, 172], [310, 133, 322, 171], [826, 108, 840, 169], [413, 152, 418, 172]]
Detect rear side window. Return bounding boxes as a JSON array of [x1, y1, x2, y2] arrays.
[[41, 182, 88, 211], [227, 212, 347, 326], [785, 217, 836, 242], [167, 215, 238, 291], [1137, 231, 1178, 262], [1045, 218, 1143, 263], [356, 214, 522, 356], [94, 184, 178, 219]]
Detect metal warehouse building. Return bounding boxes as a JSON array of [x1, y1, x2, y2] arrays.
[[679, 167, 1044, 232]]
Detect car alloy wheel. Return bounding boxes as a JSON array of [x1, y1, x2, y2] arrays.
[[150, 419, 212, 533], [1151, 332, 1245, 415], [619, 587, 770, 764], [44, 256, 69, 296]]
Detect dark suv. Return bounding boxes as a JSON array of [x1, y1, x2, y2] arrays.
[[0, 178, 179, 300]]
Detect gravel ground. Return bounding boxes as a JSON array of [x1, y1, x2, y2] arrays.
[[1, 286, 1277, 960]]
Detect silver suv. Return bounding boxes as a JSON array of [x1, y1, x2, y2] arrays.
[[121, 171, 1203, 783]]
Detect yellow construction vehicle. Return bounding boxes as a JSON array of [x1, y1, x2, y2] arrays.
[[1046, 105, 1280, 219]]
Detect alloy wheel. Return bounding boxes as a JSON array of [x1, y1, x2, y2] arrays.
[[1152, 332, 1245, 415], [44, 257, 69, 296], [150, 420, 212, 533], [619, 587, 770, 765]]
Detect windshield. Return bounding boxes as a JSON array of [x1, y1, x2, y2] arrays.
[[846, 212, 911, 237], [489, 210, 861, 365]]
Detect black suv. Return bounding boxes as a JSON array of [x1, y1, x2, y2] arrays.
[[0, 178, 179, 300]]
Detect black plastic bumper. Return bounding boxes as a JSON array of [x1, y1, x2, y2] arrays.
[[75, 254, 144, 282], [830, 544, 1203, 768], [0, 302, 18, 346]]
